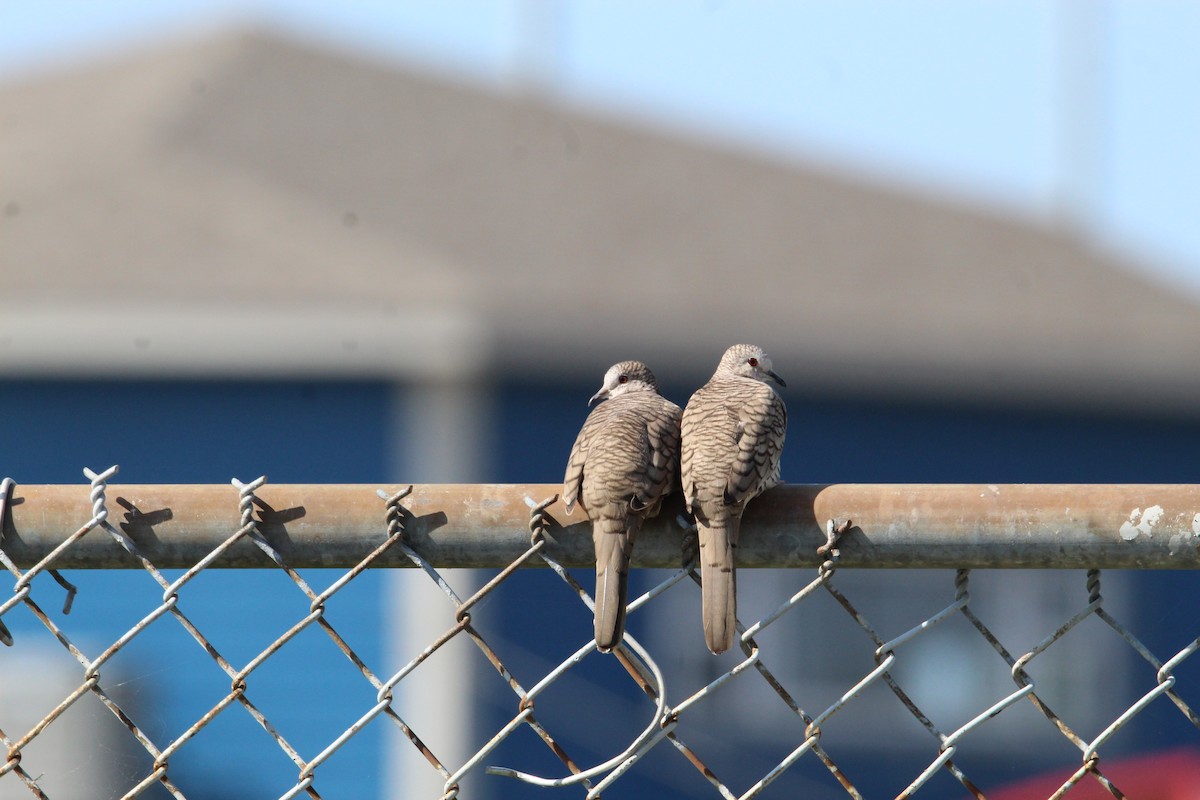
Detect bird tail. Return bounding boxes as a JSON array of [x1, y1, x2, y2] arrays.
[[594, 512, 642, 652], [698, 517, 738, 654]]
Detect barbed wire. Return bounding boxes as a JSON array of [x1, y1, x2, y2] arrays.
[[1, 468, 1198, 798]]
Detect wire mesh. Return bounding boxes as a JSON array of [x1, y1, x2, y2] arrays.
[[1, 468, 1198, 799]]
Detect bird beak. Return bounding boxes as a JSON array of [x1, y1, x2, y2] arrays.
[[768, 370, 787, 388], [588, 387, 609, 406]]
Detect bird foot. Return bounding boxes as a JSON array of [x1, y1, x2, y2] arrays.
[[817, 518, 852, 559], [677, 513, 699, 566]]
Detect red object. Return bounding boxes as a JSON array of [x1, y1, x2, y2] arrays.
[[989, 748, 1200, 799]]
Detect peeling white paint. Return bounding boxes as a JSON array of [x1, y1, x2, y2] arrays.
[[1119, 508, 1140, 540], [1119, 505, 1163, 541]]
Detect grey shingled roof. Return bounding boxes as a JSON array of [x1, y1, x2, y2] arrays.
[[2, 27, 1198, 410]]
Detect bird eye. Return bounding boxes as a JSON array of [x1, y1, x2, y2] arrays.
[[748, 357, 759, 367], [618, 374, 628, 384]]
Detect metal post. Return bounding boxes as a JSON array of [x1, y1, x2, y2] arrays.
[[385, 380, 492, 799]]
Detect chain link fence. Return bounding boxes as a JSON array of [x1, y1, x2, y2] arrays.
[[1, 467, 1198, 799]]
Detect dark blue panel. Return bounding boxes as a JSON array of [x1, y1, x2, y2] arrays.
[[7, 376, 1200, 799], [0, 380, 390, 483], [494, 380, 1200, 799], [498, 380, 1200, 485], [0, 380, 391, 800]]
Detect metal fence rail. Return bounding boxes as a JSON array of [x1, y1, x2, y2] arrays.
[[1, 468, 1198, 799]]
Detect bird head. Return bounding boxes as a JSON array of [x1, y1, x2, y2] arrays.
[[717, 344, 786, 389], [589, 360, 660, 405]]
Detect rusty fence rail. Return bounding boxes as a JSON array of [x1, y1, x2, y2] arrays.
[[1, 468, 1198, 799]]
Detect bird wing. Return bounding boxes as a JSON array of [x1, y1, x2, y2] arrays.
[[639, 397, 683, 511], [722, 386, 787, 508], [563, 405, 605, 514]]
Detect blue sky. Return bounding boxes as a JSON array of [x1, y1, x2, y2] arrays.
[[2, 0, 1199, 292]]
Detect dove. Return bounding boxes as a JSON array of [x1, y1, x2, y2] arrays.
[[564, 361, 682, 652], [681, 344, 787, 654]]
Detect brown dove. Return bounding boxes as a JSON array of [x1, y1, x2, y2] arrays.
[[681, 344, 787, 654], [564, 361, 682, 652]]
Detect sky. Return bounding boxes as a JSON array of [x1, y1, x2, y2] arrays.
[[0, 0, 1198, 293]]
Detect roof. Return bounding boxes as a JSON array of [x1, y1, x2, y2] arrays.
[[2, 27, 1198, 410]]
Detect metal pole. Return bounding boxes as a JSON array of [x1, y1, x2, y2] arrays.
[[3, 483, 1200, 569], [385, 380, 491, 800]]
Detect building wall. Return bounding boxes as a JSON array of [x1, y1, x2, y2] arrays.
[[1, 380, 392, 799], [493, 378, 1200, 798], [3, 378, 1198, 798]]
